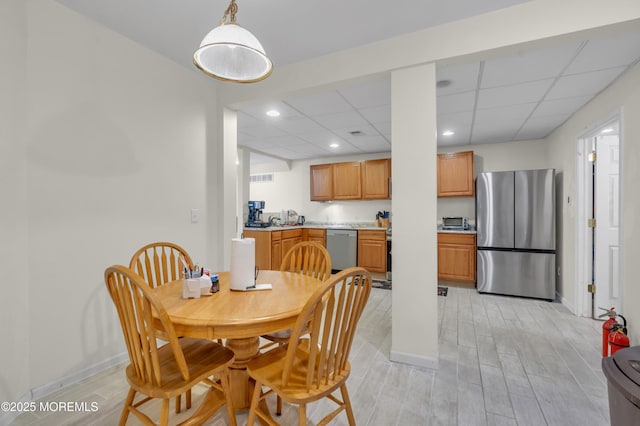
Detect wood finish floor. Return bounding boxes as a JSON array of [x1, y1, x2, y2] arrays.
[[11, 287, 610, 425]]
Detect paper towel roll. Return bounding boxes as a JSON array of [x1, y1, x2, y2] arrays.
[[230, 238, 256, 291]]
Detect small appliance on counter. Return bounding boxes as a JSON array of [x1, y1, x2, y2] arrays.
[[442, 216, 469, 230], [245, 200, 269, 228]]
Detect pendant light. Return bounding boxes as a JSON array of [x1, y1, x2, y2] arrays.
[[193, 0, 272, 83]]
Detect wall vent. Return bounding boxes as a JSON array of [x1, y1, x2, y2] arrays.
[[250, 173, 274, 183]]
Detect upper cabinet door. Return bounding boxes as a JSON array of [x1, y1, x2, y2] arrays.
[[333, 162, 362, 200], [310, 164, 334, 201], [437, 151, 474, 197], [362, 158, 391, 200]]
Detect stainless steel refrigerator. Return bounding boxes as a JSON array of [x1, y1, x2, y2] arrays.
[[476, 169, 556, 300]]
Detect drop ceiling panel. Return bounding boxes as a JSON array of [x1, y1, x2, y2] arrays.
[[438, 111, 473, 142], [286, 92, 354, 116], [263, 135, 309, 147], [436, 62, 481, 95], [546, 67, 627, 100], [359, 104, 391, 124], [481, 42, 581, 88], [438, 91, 476, 114], [373, 122, 392, 138], [238, 121, 288, 138], [565, 32, 640, 74], [515, 114, 571, 140], [477, 79, 554, 109], [337, 80, 390, 108], [472, 127, 517, 144], [475, 103, 536, 126], [272, 117, 326, 135], [532, 95, 592, 117], [312, 110, 370, 131], [346, 135, 390, 149], [299, 131, 345, 147], [334, 124, 381, 140]]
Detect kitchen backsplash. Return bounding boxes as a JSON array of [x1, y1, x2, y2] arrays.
[[250, 153, 392, 224], [438, 197, 476, 225]]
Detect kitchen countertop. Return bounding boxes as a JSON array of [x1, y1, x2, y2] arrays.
[[243, 223, 387, 232], [437, 225, 477, 234]]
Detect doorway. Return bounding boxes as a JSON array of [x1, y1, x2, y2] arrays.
[[576, 116, 622, 319]]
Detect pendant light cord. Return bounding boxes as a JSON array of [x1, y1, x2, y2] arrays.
[[220, 0, 238, 25]]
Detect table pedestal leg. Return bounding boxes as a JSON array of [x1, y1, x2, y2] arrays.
[[225, 337, 275, 424], [225, 337, 259, 410]]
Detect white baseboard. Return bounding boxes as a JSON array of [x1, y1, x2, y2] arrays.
[[559, 291, 577, 315], [31, 351, 128, 401], [390, 350, 438, 369], [0, 351, 128, 425]]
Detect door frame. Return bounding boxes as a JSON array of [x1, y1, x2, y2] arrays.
[[575, 109, 623, 318]]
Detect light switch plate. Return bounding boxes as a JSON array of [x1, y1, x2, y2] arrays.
[[190, 209, 199, 224]]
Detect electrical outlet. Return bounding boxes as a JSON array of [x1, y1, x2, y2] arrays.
[[190, 209, 200, 224]]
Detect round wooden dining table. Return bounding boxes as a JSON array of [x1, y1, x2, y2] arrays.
[[153, 270, 323, 412]]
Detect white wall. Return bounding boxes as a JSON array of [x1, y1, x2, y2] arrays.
[[249, 152, 392, 224], [0, 1, 29, 407], [548, 62, 640, 342], [0, 0, 220, 411], [437, 140, 551, 222]]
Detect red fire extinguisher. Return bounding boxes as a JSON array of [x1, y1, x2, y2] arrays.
[[599, 307, 619, 357], [608, 315, 630, 356]]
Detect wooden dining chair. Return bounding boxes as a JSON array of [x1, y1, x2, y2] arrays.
[[259, 241, 332, 414], [105, 265, 237, 426], [247, 267, 372, 426], [129, 242, 192, 289], [262, 241, 332, 347], [130, 241, 199, 413]]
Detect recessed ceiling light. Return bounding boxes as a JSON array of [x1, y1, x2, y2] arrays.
[[266, 110, 280, 117], [442, 130, 455, 136], [600, 128, 614, 133], [330, 143, 340, 148]]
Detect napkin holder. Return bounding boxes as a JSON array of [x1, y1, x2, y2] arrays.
[[182, 278, 201, 299]]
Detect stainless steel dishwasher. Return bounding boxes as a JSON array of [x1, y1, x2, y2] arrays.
[[326, 229, 358, 273]]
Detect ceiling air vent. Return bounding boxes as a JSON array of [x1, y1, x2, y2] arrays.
[[349, 130, 363, 136], [250, 173, 274, 183]]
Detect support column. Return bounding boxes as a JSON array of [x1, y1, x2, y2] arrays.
[[390, 63, 439, 367]]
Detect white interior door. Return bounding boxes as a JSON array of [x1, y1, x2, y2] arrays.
[[594, 134, 621, 311]]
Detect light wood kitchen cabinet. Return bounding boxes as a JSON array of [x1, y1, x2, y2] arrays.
[[362, 158, 391, 200], [303, 228, 326, 246], [270, 231, 282, 270], [357, 230, 387, 273], [438, 232, 476, 282], [437, 150, 474, 197], [310, 164, 334, 201], [310, 158, 391, 201], [281, 229, 303, 260], [244, 229, 302, 270], [243, 230, 273, 271], [333, 161, 362, 200]]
